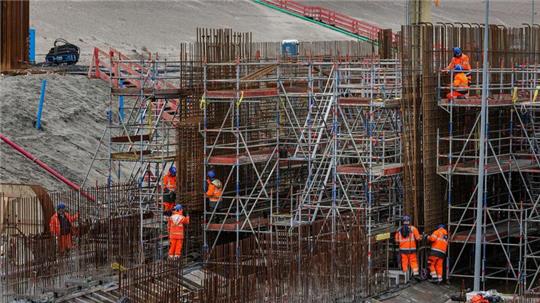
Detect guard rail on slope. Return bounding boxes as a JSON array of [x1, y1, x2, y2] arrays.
[[88, 47, 182, 124], [258, 0, 396, 42]]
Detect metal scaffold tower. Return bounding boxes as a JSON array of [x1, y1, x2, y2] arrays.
[[87, 48, 192, 261], [437, 67, 540, 292], [296, 59, 403, 225], [293, 59, 403, 293], [337, 60, 403, 281], [201, 58, 403, 297], [201, 61, 319, 258]]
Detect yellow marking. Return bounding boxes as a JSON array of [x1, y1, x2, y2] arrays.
[[236, 91, 245, 107], [376, 232, 391, 241]]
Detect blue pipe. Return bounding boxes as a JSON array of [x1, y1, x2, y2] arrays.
[[36, 79, 47, 130], [119, 79, 125, 122], [29, 28, 36, 64]]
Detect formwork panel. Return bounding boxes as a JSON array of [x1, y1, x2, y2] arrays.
[[0, 0, 29, 72]]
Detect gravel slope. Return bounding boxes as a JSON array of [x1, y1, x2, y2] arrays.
[[0, 74, 110, 191]]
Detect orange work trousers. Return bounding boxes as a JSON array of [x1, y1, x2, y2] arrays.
[[428, 255, 444, 281], [400, 253, 419, 275], [169, 238, 184, 257], [446, 90, 468, 100], [57, 234, 73, 254], [164, 202, 175, 212]]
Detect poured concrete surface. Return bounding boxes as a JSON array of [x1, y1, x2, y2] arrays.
[[377, 281, 457, 303], [30, 0, 537, 64], [303, 1, 536, 31], [30, 0, 349, 63]]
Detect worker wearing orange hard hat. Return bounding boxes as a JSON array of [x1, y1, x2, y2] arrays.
[[395, 215, 422, 278], [167, 204, 190, 259], [427, 224, 448, 283], [49, 203, 79, 255]]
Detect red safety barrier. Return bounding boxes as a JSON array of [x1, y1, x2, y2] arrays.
[[88, 47, 180, 124], [261, 0, 396, 42], [0, 133, 96, 201]]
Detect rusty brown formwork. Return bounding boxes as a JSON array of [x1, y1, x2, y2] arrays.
[[0, 0, 29, 73]]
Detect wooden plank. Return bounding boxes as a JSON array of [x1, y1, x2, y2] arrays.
[[111, 134, 151, 143]]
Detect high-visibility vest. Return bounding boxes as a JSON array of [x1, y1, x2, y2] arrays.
[[395, 225, 421, 254], [428, 227, 448, 257], [206, 179, 223, 202], [453, 73, 469, 91], [168, 211, 190, 240], [447, 54, 471, 71], [470, 294, 489, 303], [49, 212, 78, 236], [163, 173, 176, 191]]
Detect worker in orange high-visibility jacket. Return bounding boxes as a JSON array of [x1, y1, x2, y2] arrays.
[[206, 169, 223, 210], [427, 224, 448, 283], [49, 203, 79, 255], [162, 166, 177, 213], [447, 47, 471, 71], [470, 294, 489, 303], [395, 215, 422, 277], [167, 204, 190, 259], [446, 64, 469, 100]]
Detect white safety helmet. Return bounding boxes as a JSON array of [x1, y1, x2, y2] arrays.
[[211, 179, 223, 188]]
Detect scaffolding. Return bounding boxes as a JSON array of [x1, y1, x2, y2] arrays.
[[437, 66, 540, 292], [201, 61, 309, 256], [201, 58, 403, 299], [87, 48, 197, 262], [335, 60, 403, 286]]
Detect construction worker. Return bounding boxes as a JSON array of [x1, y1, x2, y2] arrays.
[[49, 203, 79, 255], [395, 215, 422, 278], [427, 224, 448, 283], [447, 47, 471, 71], [162, 166, 177, 213], [167, 204, 190, 259], [206, 169, 223, 210], [446, 64, 469, 100], [470, 294, 489, 303]]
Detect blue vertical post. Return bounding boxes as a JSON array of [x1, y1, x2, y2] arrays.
[[118, 79, 125, 122], [29, 28, 36, 64], [36, 79, 47, 130]]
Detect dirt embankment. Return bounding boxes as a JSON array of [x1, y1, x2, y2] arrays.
[[0, 74, 109, 191]]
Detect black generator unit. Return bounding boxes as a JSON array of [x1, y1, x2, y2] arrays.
[[45, 39, 80, 65]]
